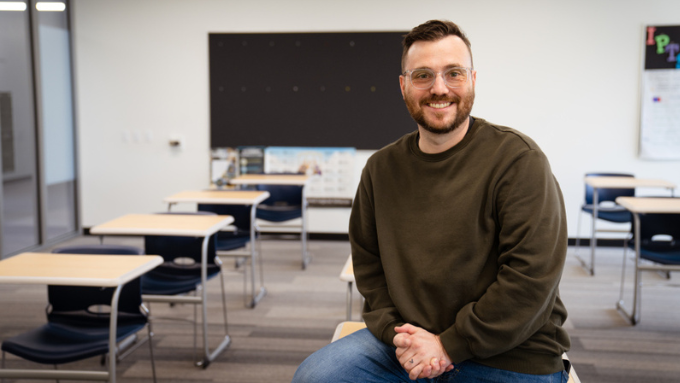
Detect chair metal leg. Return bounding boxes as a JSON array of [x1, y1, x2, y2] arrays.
[[219, 271, 229, 334], [618, 243, 629, 305], [146, 320, 157, 383]]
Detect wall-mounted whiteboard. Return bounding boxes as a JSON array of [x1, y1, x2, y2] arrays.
[[640, 25, 680, 160]]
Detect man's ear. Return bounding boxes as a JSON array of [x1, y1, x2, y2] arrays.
[[399, 75, 406, 99]]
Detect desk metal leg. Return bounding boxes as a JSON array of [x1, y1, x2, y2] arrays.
[[616, 213, 641, 325], [301, 185, 310, 269], [248, 204, 266, 308], [108, 285, 122, 383], [346, 281, 353, 321], [196, 236, 231, 368]]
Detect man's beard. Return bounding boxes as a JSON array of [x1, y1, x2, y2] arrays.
[[404, 88, 475, 135]]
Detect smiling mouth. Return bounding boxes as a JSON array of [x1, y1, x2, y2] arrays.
[[428, 102, 452, 109]]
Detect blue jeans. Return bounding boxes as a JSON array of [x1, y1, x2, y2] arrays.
[[292, 328, 568, 383]]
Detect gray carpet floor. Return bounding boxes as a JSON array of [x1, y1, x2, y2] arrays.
[[1, 237, 679, 382]]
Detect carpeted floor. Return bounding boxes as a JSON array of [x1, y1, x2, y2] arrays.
[[1, 237, 679, 382]]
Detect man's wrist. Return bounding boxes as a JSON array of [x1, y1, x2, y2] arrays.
[[435, 335, 451, 361]]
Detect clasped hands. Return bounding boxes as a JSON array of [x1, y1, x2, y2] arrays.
[[393, 324, 454, 380]]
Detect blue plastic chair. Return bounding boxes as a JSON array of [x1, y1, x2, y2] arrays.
[[1, 244, 156, 382], [198, 204, 252, 252], [618, 208, 680, 324], [575, 173, 634, 254], [254, 183, 309, 268], [198, 203, 263, 307], [255, 184, 303, 223], [629, 212, 680, 264]]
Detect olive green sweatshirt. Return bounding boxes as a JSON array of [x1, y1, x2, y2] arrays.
[[349, 117, 570, 375]]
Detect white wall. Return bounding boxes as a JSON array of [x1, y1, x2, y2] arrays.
[[72, 0, 680, 236]]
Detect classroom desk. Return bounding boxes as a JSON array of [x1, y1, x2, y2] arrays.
[[90, 213, 233, 367], [339, 254, 355, 321], [614, 197, 680, 325], [579, 176, 676, 275], [163, 190, 270, 308], [0, 252, 162, 382], [230, 174, 312, 269]]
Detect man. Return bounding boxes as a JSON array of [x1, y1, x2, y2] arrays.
[[292, 20, 570, 383]]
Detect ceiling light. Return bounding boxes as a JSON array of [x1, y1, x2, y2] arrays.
[[0, 2, 27, 11], [36, 2, 65, 11]]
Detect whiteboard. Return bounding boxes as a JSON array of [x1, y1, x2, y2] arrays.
[[639, 25, 680, 160]]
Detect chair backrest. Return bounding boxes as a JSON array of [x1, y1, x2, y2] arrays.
[[144, 212, 218, 266], [198, 203, 251, 231], [49, 244, 146, 328], [635, 212, 680, 253], [584, 173, 635, 204], [144, 235, 218, 265], [256, 184, 303, 207]]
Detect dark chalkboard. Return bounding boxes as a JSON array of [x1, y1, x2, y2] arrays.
[[209, 32, 415, 149]]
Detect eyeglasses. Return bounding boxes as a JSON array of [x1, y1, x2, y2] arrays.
[[403, 67, 472, 89]]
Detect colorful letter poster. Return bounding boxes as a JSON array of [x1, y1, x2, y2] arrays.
[[640, 25, 680, 160], [264, 147, 356, 199]]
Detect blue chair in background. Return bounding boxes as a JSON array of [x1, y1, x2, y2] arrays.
[[198, 203, 265, 307], [617, 209, 680, 324], [1, 244, 156, 382], [255, 183, 309, 268], [575, 173, 634, 274]]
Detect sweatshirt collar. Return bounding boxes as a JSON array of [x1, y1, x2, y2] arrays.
[[410, 116, 478, 162]]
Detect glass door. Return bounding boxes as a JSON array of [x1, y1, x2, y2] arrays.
[[0, 1, 41, 256], [37, 0, 78, 242], [0, 0, 78, 258]]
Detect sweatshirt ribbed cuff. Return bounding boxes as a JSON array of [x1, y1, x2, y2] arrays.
[[439, 325, 474, 364]]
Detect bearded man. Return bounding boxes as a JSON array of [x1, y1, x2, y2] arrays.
[[293, 19, 571, 383]]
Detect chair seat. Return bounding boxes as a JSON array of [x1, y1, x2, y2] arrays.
[[215, 230, 251, 251], [1, 322, 146, 365], [48, 310, 147, 329], [627, 242, 680, 265], [640, 250, 680, 265], [256, 205, 302, 222], [581, 205, 631, 223], [141, 263, 221, 296]]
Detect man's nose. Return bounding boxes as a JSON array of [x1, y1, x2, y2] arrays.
[[430, 73, 449, 94]]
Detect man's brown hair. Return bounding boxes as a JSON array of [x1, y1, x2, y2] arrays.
[[402, 20, 473, 72]]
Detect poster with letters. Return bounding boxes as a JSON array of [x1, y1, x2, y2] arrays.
[[640, 25, 680, 160]]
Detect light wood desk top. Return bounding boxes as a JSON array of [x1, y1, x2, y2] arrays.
[[0, 252, 162, 287], [585, 176, 676, 189], [164, 190, 270, 205], [340, 254, 354, 282], [230, 174, 310, 185], [90, 213, 233, 237], [615, 197, 680, 213]]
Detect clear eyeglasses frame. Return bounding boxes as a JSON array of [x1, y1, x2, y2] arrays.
[[403, 67, 473, 89]]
